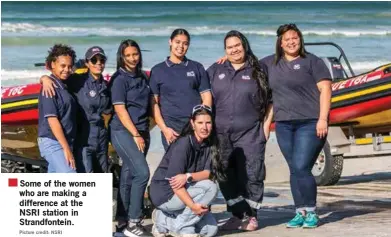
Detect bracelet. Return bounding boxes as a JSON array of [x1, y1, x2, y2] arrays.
[[133, 134, 141, 137]]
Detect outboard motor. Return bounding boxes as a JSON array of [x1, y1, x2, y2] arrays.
[[321, 57, 346, 80]]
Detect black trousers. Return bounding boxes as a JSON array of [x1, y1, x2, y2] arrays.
[[217, 122, 266, 218]]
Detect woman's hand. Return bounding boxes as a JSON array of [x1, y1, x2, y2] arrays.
[[169, 174, 187, 190], [41, 75, 57, 98], [190, 203, 209, 216], [263, 122, 271, 141], [162, 127, 179, 145], [316, 119, 328, 138], [63, 148, 76, 170], [216, 55, 228, 64], [133, 136, 145, 153]]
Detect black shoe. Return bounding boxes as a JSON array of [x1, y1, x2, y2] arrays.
[[123, 223, 152, 237]]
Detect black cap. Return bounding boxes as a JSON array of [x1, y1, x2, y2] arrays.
[[85, 46, 106, 60]]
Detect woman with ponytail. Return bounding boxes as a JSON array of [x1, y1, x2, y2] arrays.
[[207, 30, 273, 231], [149, 105, 225, 237]]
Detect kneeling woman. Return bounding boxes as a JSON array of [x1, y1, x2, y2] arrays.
[[150, 105, 225, 237]]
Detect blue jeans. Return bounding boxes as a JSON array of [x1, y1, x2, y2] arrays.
[[111, 129, 150, 223], [155, 180, 218, 237], [37, 137, 76, 173], [275, 119, 326, 212]]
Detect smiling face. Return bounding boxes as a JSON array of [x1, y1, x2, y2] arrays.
[[191, 114, 212, 142], [281, 30, 301, 58], [122, 46, 140, 72], [86, 55, 106, 76], [51, 55, 73, 80], [169, 34, 189, 59], [225, 36, 245, 64]]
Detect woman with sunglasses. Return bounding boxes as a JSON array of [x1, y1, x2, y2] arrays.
[[149, 105, 225, 237], [150, 28, 212, 151], [207, 30, 272, 231], [109, 39, 152, 237], [40, 46, 112, 173], [38, 44, 77, 173], [260, 24, 332, 228]]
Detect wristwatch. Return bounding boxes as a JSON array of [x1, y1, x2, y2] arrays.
[[186, 173, 193, 183]]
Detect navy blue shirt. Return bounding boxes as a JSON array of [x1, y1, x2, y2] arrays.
[[149, 57, 211, 132], [38, 75, 77, 143], [64, 72, 111, 147], [260, 53, 331, 121], [110, 68, 150, 132], [207, 61, 268, 134], [149, 135, 212, 207]]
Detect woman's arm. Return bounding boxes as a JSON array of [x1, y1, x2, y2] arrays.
[[173, 187, 209, 216], [200, 91, 212, 107], [169, 170, 211, 190], [263, 104, 274, 140], [151, 95, 179, 144], [317, 80, 332, 138], [114, 104, 145, 152]]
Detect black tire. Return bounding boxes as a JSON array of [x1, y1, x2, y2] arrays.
[[312, 141, 344, 186]]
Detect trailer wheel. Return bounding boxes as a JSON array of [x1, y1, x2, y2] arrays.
[[312, 141, 343, 186]]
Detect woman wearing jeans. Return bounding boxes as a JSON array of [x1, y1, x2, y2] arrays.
[[109, 39, 152, 237], [149, 105, 225, 237], [260, 23, 332, 228]]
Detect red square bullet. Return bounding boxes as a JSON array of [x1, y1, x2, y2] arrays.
[[8, 178, 18, 187]]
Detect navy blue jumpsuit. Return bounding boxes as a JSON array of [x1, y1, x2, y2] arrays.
[[207, 60, 269, 218], [66, 72, 112, 173]]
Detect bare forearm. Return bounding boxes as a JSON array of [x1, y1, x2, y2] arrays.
[[263, 104, 273, 125], [200, 91, 212, 107], [47, 117, 71, 151], [151, 97, 167, 131], [190, 170, 211, 182], [173, 187, 195, 209], [114, 106, 140, 136], [319, 87, 331, 121]]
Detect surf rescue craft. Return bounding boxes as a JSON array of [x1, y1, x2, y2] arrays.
[[2, 42, 391, 186]]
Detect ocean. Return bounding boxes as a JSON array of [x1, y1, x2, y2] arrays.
[[2, 1, 391, 87]]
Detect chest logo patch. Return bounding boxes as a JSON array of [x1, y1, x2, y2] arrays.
[[187, 71, 195, 77], [89, 90, 97, 97], [242, 75, 251, 80], [293, 64, 301, 70], [218, 73, 225, 80]]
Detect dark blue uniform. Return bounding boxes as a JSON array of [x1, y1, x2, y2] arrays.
[[38, 75, 77, 143], [38, 75, 78, 173], [65, 72, 111, 173], [149, 57, 211, 150], [149, 135, 212, 207], [109, 68, 151, 224], [207, 61, 268, 217]]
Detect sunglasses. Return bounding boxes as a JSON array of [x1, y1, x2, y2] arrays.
[[192, 104, 213, 116], [89, 56, 107, 65]]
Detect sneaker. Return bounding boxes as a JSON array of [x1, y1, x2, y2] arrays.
[[286, 212, 305, 228], [239, 216, 258, 231], [116, 222, 128, 233], [302, 212, 319, 228], [219, 216, 242, 231], [151, 209, 168, 237], [123, 222, 153, 237]]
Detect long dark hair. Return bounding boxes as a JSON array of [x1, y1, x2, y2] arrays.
[[224, 30, 270, 120], [179, 108, 226, 182], [274, 23, 307, 64], [116, 39, 143, 76]]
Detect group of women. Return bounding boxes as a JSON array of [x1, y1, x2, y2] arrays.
[[37, 23, 332, 237]]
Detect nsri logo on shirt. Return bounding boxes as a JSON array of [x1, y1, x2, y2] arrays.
[[242, 75, 251, 80], [89, 90, 97, 97], [293, 64, 301, 70], [218, 73, 225, 80], [187, 71, 195, 77]]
